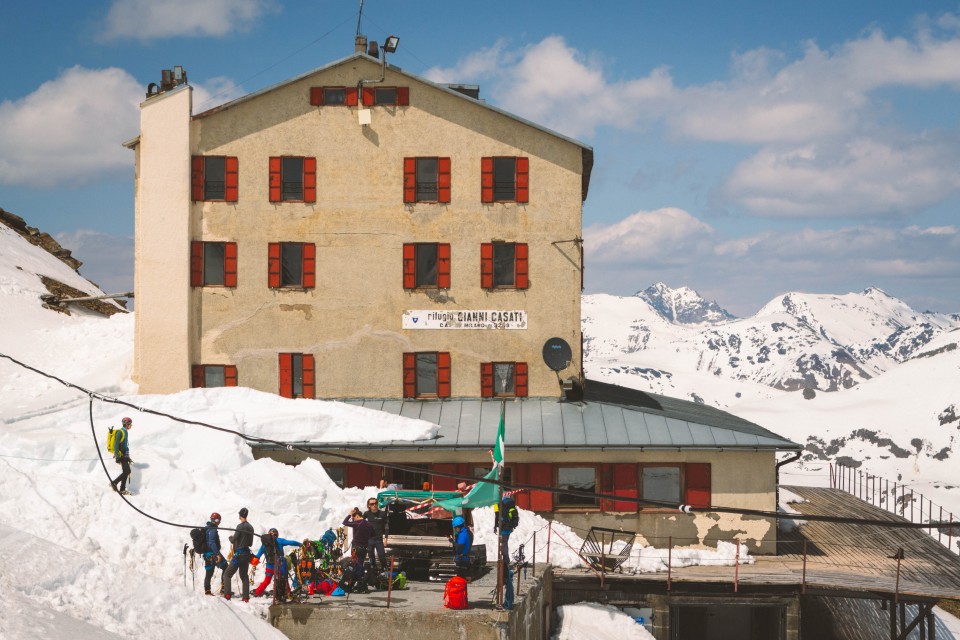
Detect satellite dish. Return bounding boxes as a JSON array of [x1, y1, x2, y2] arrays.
[[542, 337, 572, 372]]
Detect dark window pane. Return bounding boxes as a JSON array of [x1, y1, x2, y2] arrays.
[[203, 156, 226, 200], [643, 467, 681, 503], [203, 242, 225, 285], [493, 243, 515, 287], [415, 353, 438, 396], [493, 363, 515, 396], [493, 157, 516, 201], [204, 365, 226, 388], [557, 467, 598, 507], [281, 243, 303, 286], [416, 157, 438, 202], [292, 353, 303, 397], [281, 157, 304, 201], [324, 88, 346, 105], [415, 244, 438, 287], [325, 465, 345, 487], [375, 87, 397, 105]]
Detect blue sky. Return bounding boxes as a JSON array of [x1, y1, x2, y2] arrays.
[[2, 0, 959, 315]]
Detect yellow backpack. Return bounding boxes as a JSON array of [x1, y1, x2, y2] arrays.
[[106, 428, 125, 455]]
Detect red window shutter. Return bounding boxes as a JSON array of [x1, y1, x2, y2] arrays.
[[600, 463, 615, 512], [309, 87, 324, 106], [403, 158, 416, 203], [515, 243, 529, 289], [278, 353, 293, 398], [302, 243, 316, 288], [431, 463, 457, 491], [614, 463, 639, 512], [346, 464, 374, 489], [513, 465, 530, 510], [224, 156, 239, 202], [402, 352, 416, 397], [224, 365, 238, 387], [437, 243, 451, 289], [191, 156, 204, 201], [685, 463, 712, 508], [397, 86, 409, 105], [191, 365, 204, 388], [224, 242, 238, 287], [190, 241, 203, 287], [303, 157, 317, 203], [438, 157, 451, 203], [437, 352, 451, 397], [480, 243, 493, 288], [480, 362, 494, 398], [302, 354, 315, 399], [528, 464, 553, 511], [515, 362, 528, 397], [345, 87, 358, 106], [362, 87, 374, 106], [516, 157, 529, 203], [481, 157, 494, 203], [268, 157, 282, 202], [268, 242, 281, 288], [402, 243, 416, 289]]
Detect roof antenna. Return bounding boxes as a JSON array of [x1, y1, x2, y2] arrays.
[[357, 0, 364, 37]]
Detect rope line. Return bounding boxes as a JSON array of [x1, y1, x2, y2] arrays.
[[3, 352, 959, 531]]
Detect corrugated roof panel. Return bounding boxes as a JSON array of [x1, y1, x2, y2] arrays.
[[504, 401, 524, 446], [599, 404, 628, 446], [688, 422, 718, 447], [477, 400, 501, 447], [711, 426, 740, 446], [399, 399, 424, 421], [644, 413, 672, 445], [457, 401, 483, 447], [520, 400, 544, 446], [416, 401, 443, 427], [380, 400, 404, 416], [732, 430, 761, 447], [581, 403, 609, 446], [560, 403, 587, 445], [623, 409, 653, 446], [540, 401, 565, 445], [665, 417, 695, 446]]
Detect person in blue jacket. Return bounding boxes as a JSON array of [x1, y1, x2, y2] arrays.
[[451, 516, 473, 579], [253, 527, 301, 599], [110, 417, 133, 495], [203, 512, 228, 595]]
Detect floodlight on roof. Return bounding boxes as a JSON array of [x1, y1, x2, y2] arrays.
[[383, 35, 399, 53]]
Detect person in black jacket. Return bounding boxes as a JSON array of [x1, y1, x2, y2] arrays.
[[343, 507, 375, 593], [362, 497, 389, 575], [222, 508, 254, 602], [203, 512, 228, 596]]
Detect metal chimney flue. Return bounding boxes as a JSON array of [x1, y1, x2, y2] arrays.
[[367, 40, 379, 59]]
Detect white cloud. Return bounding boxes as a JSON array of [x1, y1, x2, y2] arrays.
[[101, 0, 276, 41], [583, 209, 960, 314], [724, 137, 960, 217], [0, 67, 142, 187]]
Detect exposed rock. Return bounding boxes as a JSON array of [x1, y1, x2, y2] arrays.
[[0, 208, 82, 271], [39, 276, 125, 317]]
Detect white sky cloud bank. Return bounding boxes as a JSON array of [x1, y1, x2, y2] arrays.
[[0, 67, 142, 187], [436, 22, 960, 218], [101, 0, 276, 41], [584, 208, 960, 313]]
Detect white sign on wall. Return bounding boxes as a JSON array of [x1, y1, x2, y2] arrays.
[[403, 310, 528, 330]]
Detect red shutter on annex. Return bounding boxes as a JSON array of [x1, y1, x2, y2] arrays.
[[685, 463, 712, 508]]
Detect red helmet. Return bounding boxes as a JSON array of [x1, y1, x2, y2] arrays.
[[210, 512, 221, 522], [121, 417, 132, 426]]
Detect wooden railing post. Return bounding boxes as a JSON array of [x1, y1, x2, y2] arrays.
[[802, 540, 808, 595], [667, 536, 672, 592]]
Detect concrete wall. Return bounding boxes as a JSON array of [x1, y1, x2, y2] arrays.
[[134, 85, 193, 392], [270, 605, 504, 640], [507, 564, 553, 640], [135, 56, 585, 398]]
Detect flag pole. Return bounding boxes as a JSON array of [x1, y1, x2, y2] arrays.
[[496, 400, 505, 609]]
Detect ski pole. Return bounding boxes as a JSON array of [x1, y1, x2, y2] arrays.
[[183, 544, 187, 586]]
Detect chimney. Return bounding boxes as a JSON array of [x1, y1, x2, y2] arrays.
[[367, 40, 379, 59], [355, 34, 368, 53]]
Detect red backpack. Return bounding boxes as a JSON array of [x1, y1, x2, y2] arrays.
[[443, 576, 469, 610]]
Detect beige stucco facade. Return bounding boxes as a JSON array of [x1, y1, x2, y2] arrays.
[[133, 55, 587, 398]]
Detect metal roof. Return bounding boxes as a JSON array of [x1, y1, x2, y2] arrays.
[[267, 380, 800, 452]]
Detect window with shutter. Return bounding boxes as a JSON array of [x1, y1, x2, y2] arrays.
[[685, 463, 712, 508], [642, 465, 682, 507], [192, 365, 235, 388], [481, 157, 529, 203], [191, 241, 236, 287], [482, 242, 528, 289], [557, 466, 599, 508], [402, 243, 450, 289], [279, 353, 314, 398], [403, 352, 450, 398], [270, 242, 313, 288], [310, 87, 348, 106], [192, 156, 239, 201]]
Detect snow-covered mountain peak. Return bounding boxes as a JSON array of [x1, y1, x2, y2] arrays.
[[635, 282, 737, 325]]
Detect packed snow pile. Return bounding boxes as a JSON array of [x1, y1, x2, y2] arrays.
[[552, 602, 655, 639], [778, 488, 807, 533]]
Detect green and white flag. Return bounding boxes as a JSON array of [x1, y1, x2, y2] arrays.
[[437, 403, 506, 511]]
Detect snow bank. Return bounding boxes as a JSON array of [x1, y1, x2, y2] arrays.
[[553, 602, 654, 639]]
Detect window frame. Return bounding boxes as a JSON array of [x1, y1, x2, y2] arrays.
[[480, 361, 528, 398], [639, 464, 683, 509], [191, 155, 238, 202], [268, 156, 316, 203], [403, 157, 451, 203], [191, 364, 238, 388], [402, 242, 451, 289], [279, 352, 315, 399], [309, 86, 358, 106], [361, 86, 410, 106], [481, 156, 529, 203], [555, 465, 600, 510], [190, 241, 237, 287], [268, 242, 316, 289], [480, 242, 529, 289], [402, 351, 451, 398]]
